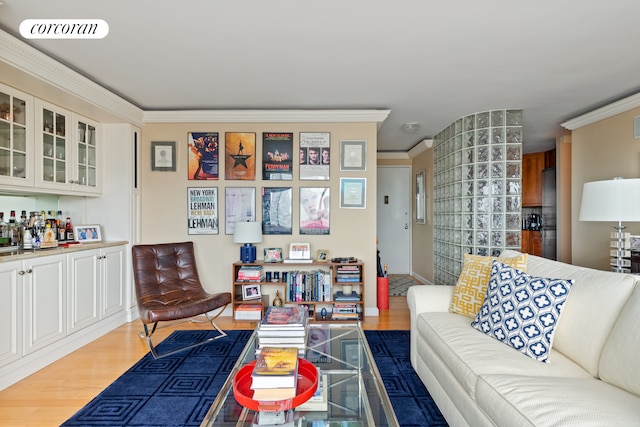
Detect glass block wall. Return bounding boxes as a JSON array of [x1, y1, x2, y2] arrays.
[[433, 110, 523, 286]]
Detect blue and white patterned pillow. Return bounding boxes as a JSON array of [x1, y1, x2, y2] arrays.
[[471, 260, 574, 362]]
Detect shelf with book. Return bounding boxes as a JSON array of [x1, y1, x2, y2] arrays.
[[231, 260, 364, 323]]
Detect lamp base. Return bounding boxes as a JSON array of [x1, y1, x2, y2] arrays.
[[240, 243, 257, 263]]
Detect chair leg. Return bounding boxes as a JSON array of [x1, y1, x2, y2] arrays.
[[140, 310, 228, 359]]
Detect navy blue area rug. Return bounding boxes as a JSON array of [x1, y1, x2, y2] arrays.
[[62, 329, 446, 426]]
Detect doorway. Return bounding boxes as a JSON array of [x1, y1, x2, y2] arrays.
[[376, 166, 411, 274]]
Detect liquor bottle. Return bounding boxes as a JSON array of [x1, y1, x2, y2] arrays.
[[57, 211, 66, 242], [8, 210, 18, 246], [0, 212, 7, 245], [65, 217, 74, 241]]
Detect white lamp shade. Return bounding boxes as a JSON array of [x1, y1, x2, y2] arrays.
[[233, 221, 263, 244], [579, 178, 640, 222]]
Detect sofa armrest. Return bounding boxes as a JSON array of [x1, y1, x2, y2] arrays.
[[407, 285, 454, 367]]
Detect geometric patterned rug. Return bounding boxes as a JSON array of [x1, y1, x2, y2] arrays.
[[388, 274, 424, 296], [61, 330, 447, 426]]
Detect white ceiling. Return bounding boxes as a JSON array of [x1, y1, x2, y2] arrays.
[[1, 0, 640, 153]]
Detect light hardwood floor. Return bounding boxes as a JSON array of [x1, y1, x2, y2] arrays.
[[0, 296, 410, 426]]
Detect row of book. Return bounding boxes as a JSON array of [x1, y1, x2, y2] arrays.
[[284, 269, 332, 302], [237, 265, 264, 282]]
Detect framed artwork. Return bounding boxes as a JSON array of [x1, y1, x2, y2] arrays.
[[262, 132, 293, 180], [225, 187, 256, 235], [151, 141, 176, 171], [289, 242, 311, 260], [316, 249, 329, 262], [225, 132, 256, 180], [300, 187, 330, 235], [341, 339, 364, 369], [242, 284, 262, 300], [415, 170, 426, 224], [299, 132, 330, 180], [340, 140, 366, 171], [188, 132, 219, 180], [264, 247, 283, 263], [630, 235, 640, 250], [262, 187, 293, 235], [340, 178, 366, 209], [306, 325, 330, 363], [187, 187, 218, 235], [74, 224, 102, 242]]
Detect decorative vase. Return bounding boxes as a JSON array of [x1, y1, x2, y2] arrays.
[[273, 291, 283, 307], [320, 307, 327, 319]]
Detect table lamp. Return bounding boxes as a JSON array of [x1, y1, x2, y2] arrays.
[[233, 221, 263, 263], [579, 177, 640, 272]]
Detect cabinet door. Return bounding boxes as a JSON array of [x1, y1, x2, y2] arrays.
[[522, 153, 544, 207], [23, 254, 66, 354], [101, 245, 125, 318], [67, 249, 100, 333], [73, 114, 101, 194], [35, 99, 71, 191], [0, 82, 34, 187], [0, 260, 22, 367]]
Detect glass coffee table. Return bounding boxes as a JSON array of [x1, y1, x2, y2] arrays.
[[200, 323, 399, 426]]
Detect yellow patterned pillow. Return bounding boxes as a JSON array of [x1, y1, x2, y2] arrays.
[[449, 253, 528, 318]]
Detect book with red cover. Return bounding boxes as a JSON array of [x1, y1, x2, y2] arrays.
[[260, 306, 307, 329]]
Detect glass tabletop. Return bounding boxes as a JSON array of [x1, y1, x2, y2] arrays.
[[200, 323, 399, 426]]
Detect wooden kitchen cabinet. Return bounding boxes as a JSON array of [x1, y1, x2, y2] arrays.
[[521, 230, 542, 256], [522, 152, 544, 207]]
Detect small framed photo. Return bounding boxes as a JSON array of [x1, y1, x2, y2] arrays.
[[340, 177, 366, 209], [340, 140, 366, 171], [264, 247, 283, 263], [74, 225, 102, 242], [289, 242, 311, 260], [151, 141, 176, 171], [242, 284, 262, 300], [316, 249, 329, 262], [630, 235, 640, 250]]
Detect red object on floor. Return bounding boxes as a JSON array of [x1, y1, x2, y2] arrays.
[[377, 276, 389, 310]]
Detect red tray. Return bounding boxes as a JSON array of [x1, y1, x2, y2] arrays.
[[233, 358, 318, 412]]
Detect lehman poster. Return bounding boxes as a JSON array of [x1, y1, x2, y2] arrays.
[[187, 187, 218, 234], [262, 132, 293, 180]]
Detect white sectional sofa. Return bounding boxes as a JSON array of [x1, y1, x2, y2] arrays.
[[407, 250, 640, 427]]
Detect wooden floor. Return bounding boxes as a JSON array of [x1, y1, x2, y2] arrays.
[[0, 296, 410, 426]]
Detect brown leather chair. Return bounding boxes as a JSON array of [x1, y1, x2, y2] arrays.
[[131, 241, 231, 358]]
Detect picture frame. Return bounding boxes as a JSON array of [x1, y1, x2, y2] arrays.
[[74, 224, 102, 242], [415, 169, 426, 224], [306, 325, 331, 363], [151, 141, 176, 172], [300, 187, 330, 235], [262, 187, 293, 235], [299, 132, 330, 181], [242, 284, 262, 300], [188, 132, 219, 180], [341, 339, 364, 369], [187, 187, 218, 235], [630, 235, 640, 250], [225, 187, 256, 235], [289, 242, 311, 260], [339, 177, 366, 209], [264, 247, 283, 263], [340, 140, 366, 171], [316, 249, 329, 262]]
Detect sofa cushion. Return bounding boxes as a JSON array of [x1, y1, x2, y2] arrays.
[[471, 260, 573, 362], [476, 374, 640, 427], [501, 250, 638, 375], [449, 253, 528, 318], [599, 286, 640, 397], [416, 312, 591, 401]]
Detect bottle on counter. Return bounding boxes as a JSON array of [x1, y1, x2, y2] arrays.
[[23, 228, 33, 249], [8, 210, 19, 247], [57, 211, 66, 242], [0, 212, 7, 246], [65, 217, 74, 241]]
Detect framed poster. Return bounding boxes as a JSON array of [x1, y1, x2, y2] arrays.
[[187, 187, 218, 234], [188, 132, 219, 180], [225, 132, 256, 180], [262, 187, 293, 235], [262, 132, 293, 180], [415, 170, 426, 224], [151, 141, 176, 172], [289, 242, 311, 260], [340, 178, 366, 209], [225, 187, 256, 234], [300, 187, 330, 235], [340, 140, 366, 171], [299, 132, 330, 180]]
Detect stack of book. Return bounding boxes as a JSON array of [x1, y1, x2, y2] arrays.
[[257, 306, 308, 354], [332, 303, 359, 321], [335, 264, 361, 283], [295, 368, 328, 412], [250, 346, 299, 401], [234, 303, 263, 321], [237, 265, 263, 282]]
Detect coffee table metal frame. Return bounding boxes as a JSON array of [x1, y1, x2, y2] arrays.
[[200, 322, 399, 426]]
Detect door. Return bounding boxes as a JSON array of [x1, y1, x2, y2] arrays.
[[377, 166, 411, 274]]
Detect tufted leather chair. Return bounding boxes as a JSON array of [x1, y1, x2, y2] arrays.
[[132, 241, 231, 358]]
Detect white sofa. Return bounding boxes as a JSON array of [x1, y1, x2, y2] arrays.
[[407, 250, 640, 427]]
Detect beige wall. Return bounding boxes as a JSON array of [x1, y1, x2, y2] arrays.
[[556, 134, 572, 263], [140, 122, 379, 314], [571, 108, 640, 269], [411, 148, 434, 283]]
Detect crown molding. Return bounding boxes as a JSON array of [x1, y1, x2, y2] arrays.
[[407, 139, 433, 158], [143, 109, 391, 126], [561, 92, 640, 130], [0, 29, 144, 126], [377, 151, 410, 160]]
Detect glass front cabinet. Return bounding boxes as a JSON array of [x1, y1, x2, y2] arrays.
[[0, 83, 34, 187]]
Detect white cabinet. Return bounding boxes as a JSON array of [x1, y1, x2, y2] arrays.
[[0, 82, 34, 188], [0, 260, 22, 368], [22, 254, 66, 355], [74, 115, 100, 194], [101, 245, 125, 318]]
